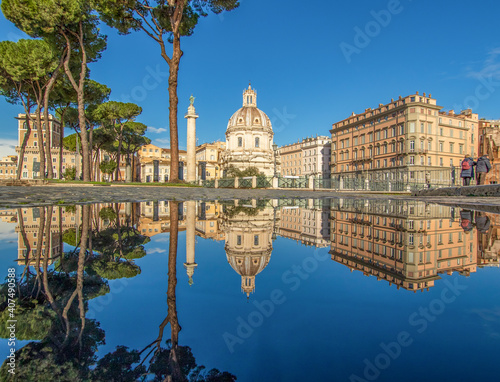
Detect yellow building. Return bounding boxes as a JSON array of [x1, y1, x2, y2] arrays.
[[0, 155, 17, 179], [330, 93, 478, 186], [137, 143, 188, 182], [196, 141, 226, 180]]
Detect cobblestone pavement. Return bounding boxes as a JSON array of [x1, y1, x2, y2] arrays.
[[1, 185, 500, 213]]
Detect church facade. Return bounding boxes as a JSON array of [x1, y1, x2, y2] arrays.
[[221, 85, 279, 176]]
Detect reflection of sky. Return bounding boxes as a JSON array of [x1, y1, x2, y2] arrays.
[[1, 214, 500, 381]]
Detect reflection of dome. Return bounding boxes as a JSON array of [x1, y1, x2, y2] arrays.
[[226, 249, 272, 297], [221, 204, 276, 297], [226, 250, 271, 277]]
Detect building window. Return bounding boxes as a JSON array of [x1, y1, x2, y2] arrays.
[[255, 137, 260, 148], [439, 142, 443, 152], [237, 235, 242, 246], [238, 137, 242, 147], [254, 235, 259, 246], [409, 156, 415, 165], [409, 140, 415, 152]]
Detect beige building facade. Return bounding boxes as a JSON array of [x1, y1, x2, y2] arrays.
[[279, 136, 331, 178], [478, 119, 499, 184], [138, 143, 188, 182], [196, 141, 226, 180], [0, 155, 17, 179], [330, 93, 478, 184]]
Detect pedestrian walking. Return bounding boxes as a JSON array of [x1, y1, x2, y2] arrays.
[[475, 154, 492, 185], [460, 155, 476, 186]]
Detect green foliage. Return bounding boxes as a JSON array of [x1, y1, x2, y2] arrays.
[[94, 101, 142, 126], [0, 39, 57, 83], [225, 165, 264, 178], [122, 246, 147, 260], [98, 206, 117, 222], [0, 342, 81, 382], [99, 160, 117, 175], [91, 259, 141, 280], [91, 345, 146, 382], [0, 299, 55, 341], [64, 205, 76, 213], [62, 228, 80, 246], [62, 166, 76, 181]]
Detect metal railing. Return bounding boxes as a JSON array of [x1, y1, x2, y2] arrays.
[[256, 176, 273, 188], [278, 176, 308, 188]]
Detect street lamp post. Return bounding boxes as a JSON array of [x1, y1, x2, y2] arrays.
[[272, 143, 278, 177]]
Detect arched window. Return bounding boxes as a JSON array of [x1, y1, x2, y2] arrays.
[[255, 137, 260, 148], [237, 137, 243, 147]]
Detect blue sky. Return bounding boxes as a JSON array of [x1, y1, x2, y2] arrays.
[[1, 0, 500, 158]]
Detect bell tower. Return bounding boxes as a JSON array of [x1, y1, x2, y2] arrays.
[[242, 83, 257, 107]]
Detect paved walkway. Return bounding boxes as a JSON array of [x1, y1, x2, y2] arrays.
[[1, 184, 500, 213]]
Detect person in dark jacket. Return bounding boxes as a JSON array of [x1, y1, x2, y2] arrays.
[[475, 211, 491, 233], [460, 155, 476, 186], [475, 155, 492, 185]]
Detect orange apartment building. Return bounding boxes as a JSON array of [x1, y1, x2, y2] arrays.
[[329, 199, 477, 292], [330, 93, 478, 185], [478, 119, 500, 184]]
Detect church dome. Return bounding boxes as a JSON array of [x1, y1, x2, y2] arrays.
[[226, 85, 273, 133], [226, 248, 271, 277]]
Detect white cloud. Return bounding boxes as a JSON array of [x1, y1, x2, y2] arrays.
[[148, 126, 168, 134], [0, 139, 17, 159], [467, 48, 500, 80], [155, 138, 170, 145], [147, 247, 167, 254]]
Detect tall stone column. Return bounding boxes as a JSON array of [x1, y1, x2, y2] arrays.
[[184, 200, 197, 285], [185, 96, 198, 182]]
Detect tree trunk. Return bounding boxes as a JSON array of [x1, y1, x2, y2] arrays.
[[61, 23, 90, 181], [35, 107, 46, 179], [58, 108, 67, 180], [42, 57, 64, 179], [167, 33, 183, 182], [115, 125, 124, 181]]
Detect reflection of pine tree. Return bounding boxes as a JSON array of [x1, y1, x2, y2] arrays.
[[137, 202, 237, 382], [0, 203, 236, 381]]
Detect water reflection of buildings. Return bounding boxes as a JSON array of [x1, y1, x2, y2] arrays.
[[220, 200, 279, 297], [278, 199, 330, 247], [329, 199, 478, 292], [477, 212, 500, 267], [4, 199, 499, 294]]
